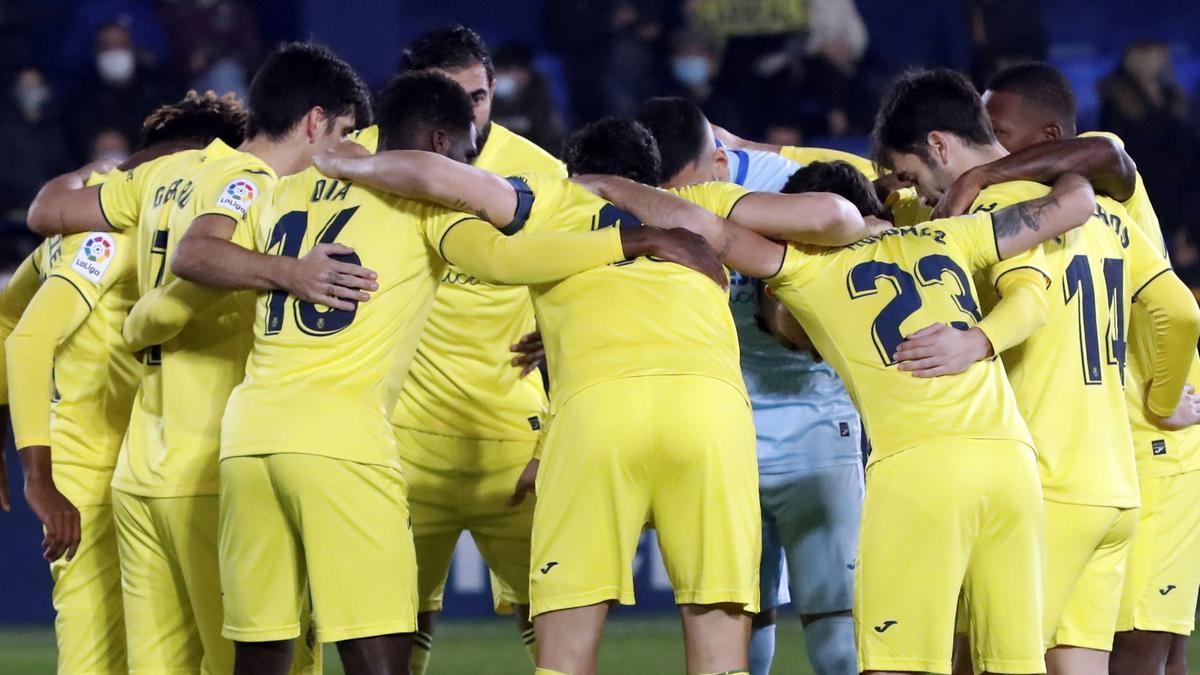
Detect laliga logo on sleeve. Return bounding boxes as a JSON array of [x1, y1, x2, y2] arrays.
[[72, 233, 116, 284], [216, 178, 258, 217]]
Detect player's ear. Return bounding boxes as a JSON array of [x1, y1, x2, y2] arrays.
[[1043, 122, 1064, 141], [712, 148, 729, 182], [305, 107, 326, 143], [927, 131, 950, 166], [431, 129, 449, 155]]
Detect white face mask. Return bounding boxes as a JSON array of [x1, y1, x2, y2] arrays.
[[97, 49, 135, 84]]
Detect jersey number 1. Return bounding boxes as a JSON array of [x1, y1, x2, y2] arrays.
[[263, 206, 361, 337]]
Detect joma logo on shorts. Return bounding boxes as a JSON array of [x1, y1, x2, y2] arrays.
[[874, 620, 898, 633], [1160, 585, 1177, 595]]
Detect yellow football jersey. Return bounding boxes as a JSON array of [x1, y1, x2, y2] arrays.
[[767, 214, 1034, 464], [9, 172, 139, 506], [779, 146, 878, 180], [971, 181, 1171, 506], [392, 123, 566, 446], [222, 168, 473, 466], [101, 139, 268, 497], [516, 174, 746, 413], [1082, 131, 1200, 477], [887, 188, 933, 229]]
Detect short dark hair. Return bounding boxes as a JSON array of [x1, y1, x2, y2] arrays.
[[246, 42, 370, 141], [986, 61, 1077, 126], [401, 25, 494, 82], [562, 117, 661, 186], [782, 161, 886, 218], [635, 97, 709, 185], [375, 72, 475, 152], [139, 90, 247, 150], [872, 68, 995, 168]]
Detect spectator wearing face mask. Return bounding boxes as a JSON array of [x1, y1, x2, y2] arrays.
[[69, 20, 172, 162], [665, 30, 746, 134], [0, 66, 71, 222], [490, 42, 566, 156]]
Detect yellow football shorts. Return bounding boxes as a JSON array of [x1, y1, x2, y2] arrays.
[[1044, 501, 1137, 650], [219, 454, 418, 644], [50, 502, 125, 675], [1117, 469, 1200, 635], [855, 440, 1045, 675], [395, 427, 536, 615], [529, 375, 760, 617], [113, 488, 231, 674]]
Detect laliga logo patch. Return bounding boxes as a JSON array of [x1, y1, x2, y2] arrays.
[[72, 233, 116, 285], [216, 178, 258, 217]]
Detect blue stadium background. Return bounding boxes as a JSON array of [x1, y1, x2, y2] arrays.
[[2, 0, 1199, 625]]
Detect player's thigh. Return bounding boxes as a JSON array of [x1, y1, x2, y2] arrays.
[[219, 457, 305, 644], [1053, 507, 1137, 651], [112, 488, 206, 672], [857, 441, 1039, 675], [50, 503, 125, 675], [961, 444, 1045, 675], [468, 455, 537, 612], [270, 453, 418, 643], [1040, 500, 1123, 643], [770, 461, 864, 615], [398, 447, 467, 614], [757, 508, 789, 612], [1118, 470, 1200, 635], [649, 377, 760, 611], [529, 380, 658, 617]]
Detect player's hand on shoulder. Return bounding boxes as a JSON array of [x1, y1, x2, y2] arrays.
[[510, 330, 545, 377], [22, 456, 81, 562], [509, 458, 539, 506], [894, 323, 994, 378], [932, 167, 987, 219], [626, 226, 728, 289], [285, 243, 378, 311], [1155, 384, 1200, 430], [313, 139, 370, 178]]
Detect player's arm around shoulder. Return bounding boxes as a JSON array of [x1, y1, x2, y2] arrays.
[[727, 190, 882, 246], [172, 193, 377, 311]]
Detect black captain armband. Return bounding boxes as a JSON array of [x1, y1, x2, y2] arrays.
[[501, 176, 535, 235]]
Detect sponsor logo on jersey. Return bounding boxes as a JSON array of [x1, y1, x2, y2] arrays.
[[1152, 439, 1167, 456], [72, 233, 116, 284], [216, 178, 258, 217]]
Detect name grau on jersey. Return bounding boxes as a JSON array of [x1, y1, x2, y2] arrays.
[[153, 178, 194, 209]]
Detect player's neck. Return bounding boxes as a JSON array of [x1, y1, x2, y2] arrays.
[[964, 142, 1008, 172], [238, 135, 311, 177]]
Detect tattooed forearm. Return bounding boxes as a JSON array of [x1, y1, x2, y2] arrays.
[[993, 196, 1057, 240]]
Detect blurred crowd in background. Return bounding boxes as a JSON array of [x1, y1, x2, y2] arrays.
[[2, 0, 1200, 283]]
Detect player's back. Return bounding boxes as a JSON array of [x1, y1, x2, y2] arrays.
[[769, 216, 1033, 464], [993, 188, 1165, 507], [518, 174, 745, 411], [222, 169, 474, 466]]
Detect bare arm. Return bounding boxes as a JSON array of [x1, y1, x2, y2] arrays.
[[991, 174, 1096, 259], [727, 191, 872, 246], [171, 214, 376, 311], [935, 136, 1135, 218], [575, 174, 787, 278], [314, 145, 520, 228], [27, 173, 110, 237]]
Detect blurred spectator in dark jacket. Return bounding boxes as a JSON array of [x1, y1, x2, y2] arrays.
[[0, 66, 71, 220], [0, 0, 66, 75], [543, 0, 674, 124], [159, 0, 263, 101], [491, 43, 566, 156], [967, 0, 1046, 84], [665, 30, 746, 134], [58, 0, 170, 80], [1101, 40, 1200, 284], [69, 20, 173, 162]]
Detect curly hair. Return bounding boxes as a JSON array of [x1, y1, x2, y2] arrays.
[[376, 72, 475, 151], [139, 90, 247, 150], [562, 117, 662, 186]]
